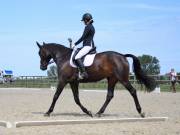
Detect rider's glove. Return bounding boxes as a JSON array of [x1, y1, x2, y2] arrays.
[[71, 44, 76, 49]]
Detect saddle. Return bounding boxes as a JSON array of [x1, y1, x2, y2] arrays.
[[70, 47, 97, 68]]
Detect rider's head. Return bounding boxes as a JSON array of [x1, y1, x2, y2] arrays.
[[81, 13, 93, 25]]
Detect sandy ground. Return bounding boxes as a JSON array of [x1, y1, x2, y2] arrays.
[[0, 88, 180, 135]]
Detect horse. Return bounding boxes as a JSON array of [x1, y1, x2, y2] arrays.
[[36, 42, 156, 117]]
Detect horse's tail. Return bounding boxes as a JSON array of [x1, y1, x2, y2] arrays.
[[124, 54, 156, 92]]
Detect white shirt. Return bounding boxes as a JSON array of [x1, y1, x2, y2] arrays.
[[170, 71, 177, 81]]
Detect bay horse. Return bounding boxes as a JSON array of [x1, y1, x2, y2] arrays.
[[36, 42, 156, 117]]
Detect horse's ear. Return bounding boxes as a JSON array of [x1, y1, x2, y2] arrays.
[[36, 41, 42, 49], [43, 42, 46, 45]]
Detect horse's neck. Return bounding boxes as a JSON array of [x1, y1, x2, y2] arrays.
[[51, 47, 71, 64]]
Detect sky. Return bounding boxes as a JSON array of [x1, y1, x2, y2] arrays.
[[0, 0, 180, 76]]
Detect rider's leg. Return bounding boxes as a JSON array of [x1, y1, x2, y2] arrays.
[[75, 59, 88, 79], [75, 46, 92, 79], [75, 46, 92, 59]]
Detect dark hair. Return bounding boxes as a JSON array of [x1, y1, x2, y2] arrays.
[[89, 19, 94, 24]]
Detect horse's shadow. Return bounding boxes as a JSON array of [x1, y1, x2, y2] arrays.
[[31, 112, 120, 117]]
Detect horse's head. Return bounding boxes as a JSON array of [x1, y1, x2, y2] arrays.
[[36, 42, 52, 70]]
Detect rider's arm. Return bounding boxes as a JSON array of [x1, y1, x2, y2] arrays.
[[75, 25, 90, 45]]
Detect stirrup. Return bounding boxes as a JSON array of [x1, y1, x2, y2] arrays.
[[78, 72, 88, 80]]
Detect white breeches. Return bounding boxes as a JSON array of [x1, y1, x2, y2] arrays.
[[75, 46, 92, 60]]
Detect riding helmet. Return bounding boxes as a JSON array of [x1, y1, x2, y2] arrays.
[[81, 13, 93, 22]]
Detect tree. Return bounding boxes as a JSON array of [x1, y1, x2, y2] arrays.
[[177, 72, 180, 82], [138, 54, 160, 75], [47, 65, 57, 78], [177, 72, 180, 76]]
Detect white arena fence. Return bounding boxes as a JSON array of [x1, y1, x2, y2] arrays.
[[0, 75, 179, 91]]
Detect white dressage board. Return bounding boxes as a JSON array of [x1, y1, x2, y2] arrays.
[[15, 117, 168, 128], [0, 121, 12, 128]]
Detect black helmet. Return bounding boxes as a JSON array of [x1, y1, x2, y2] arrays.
[[81, 13, 93, 22]]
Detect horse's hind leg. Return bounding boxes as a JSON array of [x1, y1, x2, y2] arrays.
[[96, 77, 118, 117], [122, 81, 145, 117], [70, 82, 93, 117]]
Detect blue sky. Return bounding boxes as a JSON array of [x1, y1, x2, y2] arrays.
[[0, 0, 180, 76]]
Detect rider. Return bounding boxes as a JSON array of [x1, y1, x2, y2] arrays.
[[72, 13, 95, 79]]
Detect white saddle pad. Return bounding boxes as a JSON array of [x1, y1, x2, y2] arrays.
[[70, 49, 96, 68]]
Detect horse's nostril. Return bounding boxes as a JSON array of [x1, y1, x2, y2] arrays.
[[40, 65, 47, 70]]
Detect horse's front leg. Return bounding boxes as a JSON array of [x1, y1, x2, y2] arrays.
[[44, 81, 66, 117]]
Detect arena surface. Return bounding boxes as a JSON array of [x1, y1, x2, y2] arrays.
[[0, 88, 179, 135]]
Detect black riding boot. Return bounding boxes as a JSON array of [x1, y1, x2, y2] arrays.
[[75, 59, 88, 79]]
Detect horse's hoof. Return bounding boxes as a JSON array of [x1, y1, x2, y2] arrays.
[[44, 113, 50, 117], [87, 111, 93, 117], [140, 112, 146, 118]]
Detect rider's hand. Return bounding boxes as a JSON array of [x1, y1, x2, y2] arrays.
[[71, 44, 76, 49]]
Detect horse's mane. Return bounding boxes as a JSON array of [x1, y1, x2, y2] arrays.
[[43, 43, 72, 59], [45, 43, 70, 50], [44, 43, 72, 53]]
